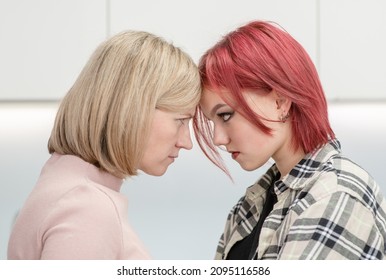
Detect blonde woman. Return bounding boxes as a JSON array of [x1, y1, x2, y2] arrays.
[[8, 30, 201, 259]]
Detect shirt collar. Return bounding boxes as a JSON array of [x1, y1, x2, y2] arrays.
[[51, 152, 124, 192], [247, 138, 341, 200], [279, 138, 341, 191]]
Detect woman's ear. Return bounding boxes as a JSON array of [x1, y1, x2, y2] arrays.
[[273, 91, 292, 122], [274, 91, 291, 111]]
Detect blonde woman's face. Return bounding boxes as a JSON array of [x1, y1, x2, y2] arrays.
[[139, 109, 195, 176]]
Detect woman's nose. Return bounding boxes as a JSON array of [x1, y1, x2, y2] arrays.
[[176, 125, 193, 150], [213, 125, 230, 147]]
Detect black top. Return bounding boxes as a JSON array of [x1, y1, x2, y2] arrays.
[[226, 179, 278, 260]]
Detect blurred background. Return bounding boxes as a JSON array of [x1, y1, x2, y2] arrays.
[[1, 0, 385, 260]]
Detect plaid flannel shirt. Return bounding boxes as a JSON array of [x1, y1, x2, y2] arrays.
[[215, 139, 386, 260]]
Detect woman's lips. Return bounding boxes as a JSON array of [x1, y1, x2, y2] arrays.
[[231, 152, 240, 160]]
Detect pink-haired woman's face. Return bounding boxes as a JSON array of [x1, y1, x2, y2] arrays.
[[200, 88, 291, 171]]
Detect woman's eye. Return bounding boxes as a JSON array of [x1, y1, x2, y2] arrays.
[[178, 118, 190, 126], [217, 112, 233, 122]]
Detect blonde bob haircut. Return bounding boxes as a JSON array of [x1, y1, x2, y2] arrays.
[[48, 30, 201, 178]]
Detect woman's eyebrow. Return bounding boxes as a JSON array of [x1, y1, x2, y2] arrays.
[[210, 104, 228, 118], [184, 111, 195, 118]]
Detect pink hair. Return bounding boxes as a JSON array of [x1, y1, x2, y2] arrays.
[[193, 20, 335, 174]]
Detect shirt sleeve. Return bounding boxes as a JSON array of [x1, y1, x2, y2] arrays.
[[215, 195, 252, 260], [38, 185, 123, 259], [278, 191, 384, 259]]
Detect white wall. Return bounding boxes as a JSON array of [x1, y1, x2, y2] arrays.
[[1, 0, 386, 260], [0, 0, 106, 100], [1, 0, 386, 101], [319, 0, 386, 100]]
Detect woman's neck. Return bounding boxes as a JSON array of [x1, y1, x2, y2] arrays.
[[273, 145, 305, 179]]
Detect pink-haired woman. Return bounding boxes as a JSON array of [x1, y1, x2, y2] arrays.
[[194, 20, 386, 260]]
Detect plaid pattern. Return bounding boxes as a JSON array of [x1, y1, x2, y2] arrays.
[[215, 139, 386, 259]]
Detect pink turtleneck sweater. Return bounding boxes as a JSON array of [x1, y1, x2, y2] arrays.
[[8, 153, 151, 260]]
